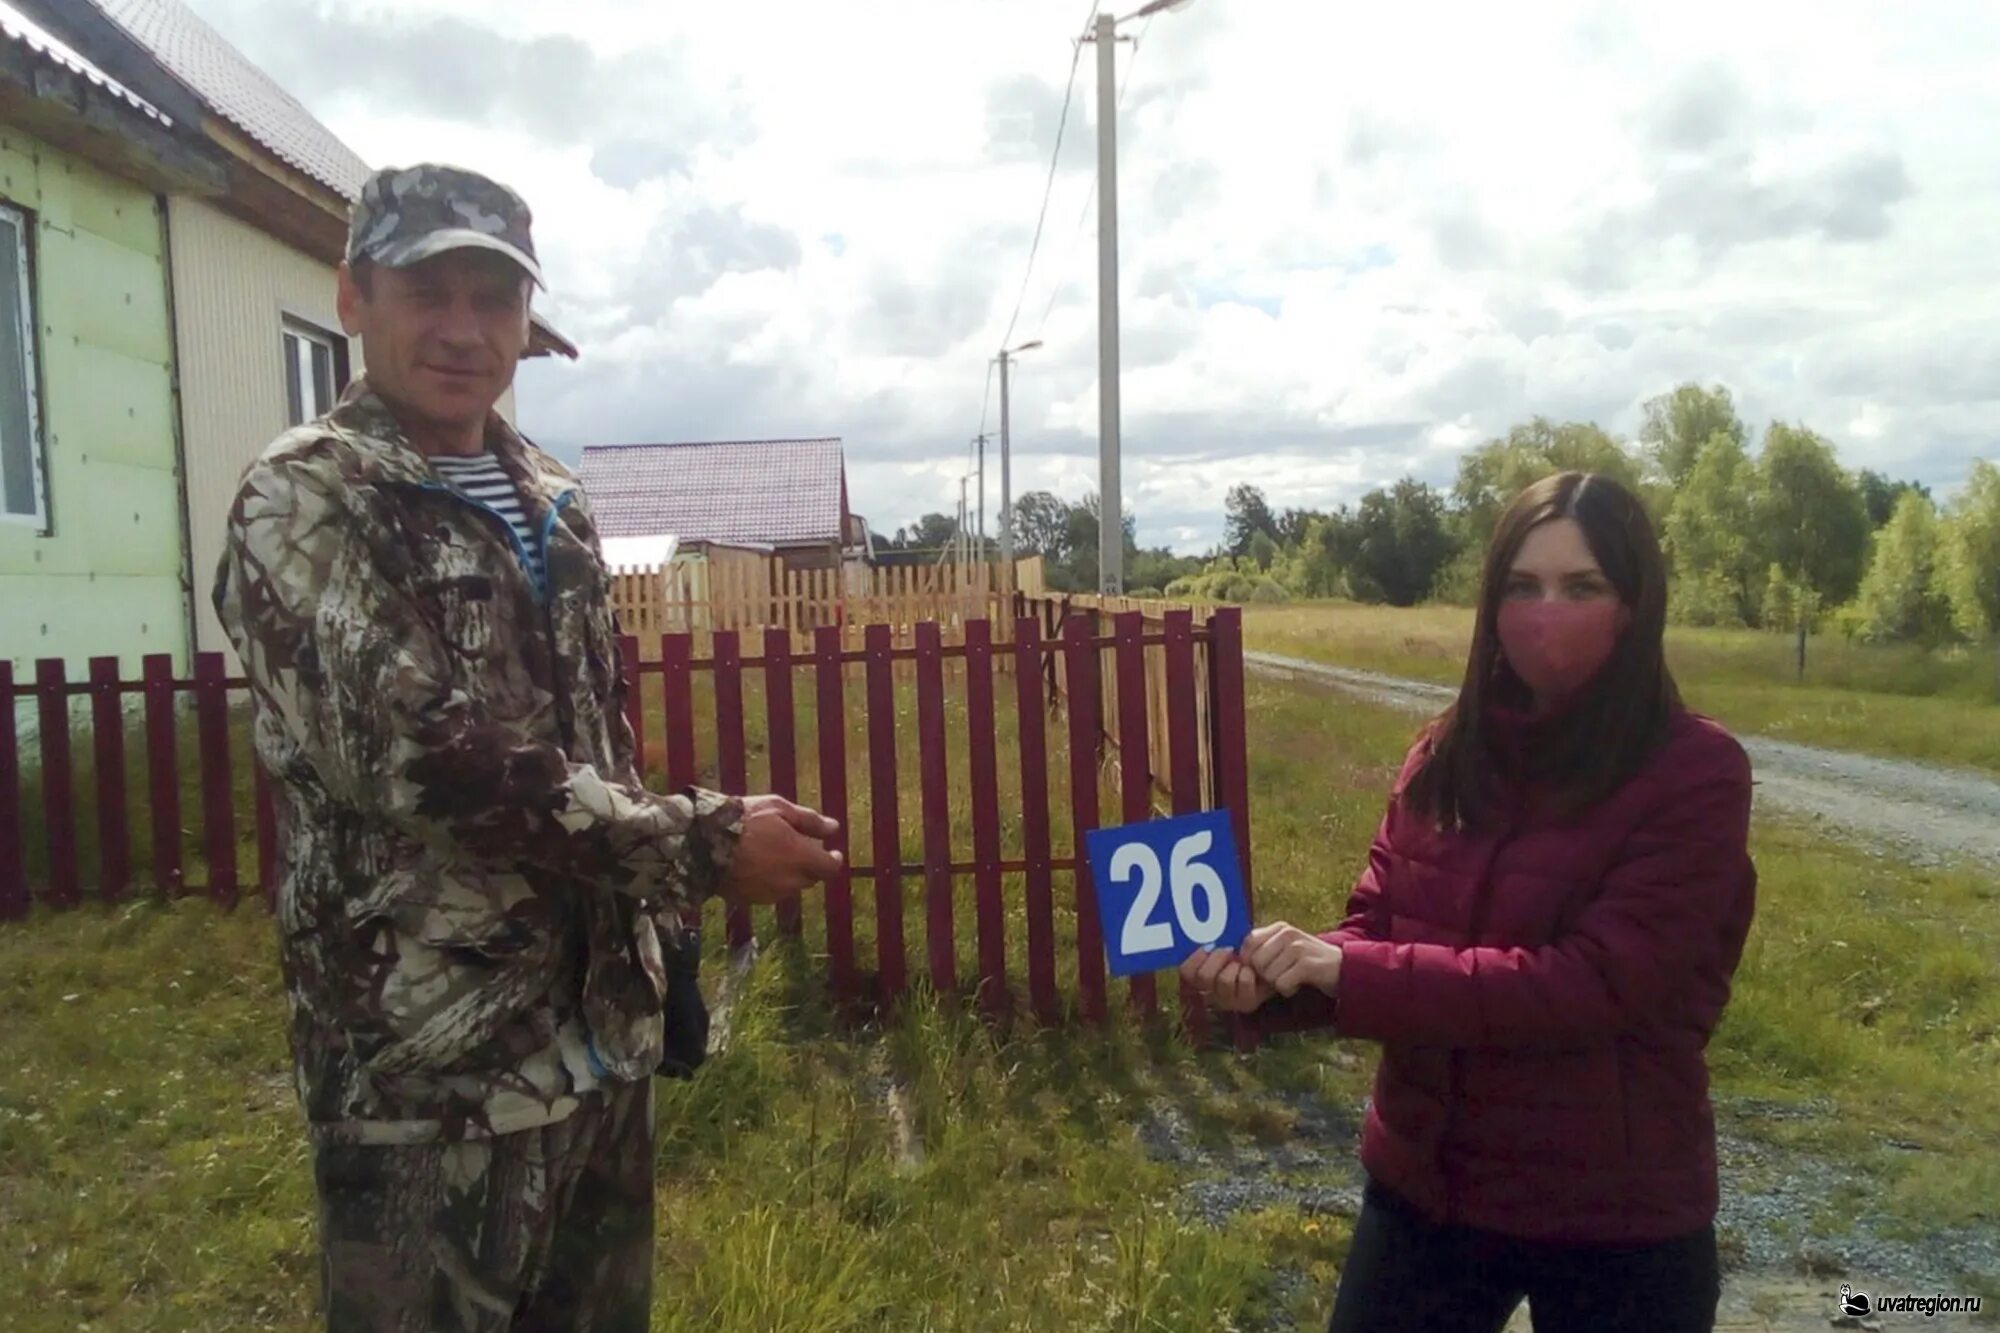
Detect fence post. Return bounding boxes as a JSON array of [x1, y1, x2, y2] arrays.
[[813, 626, 856, 1002], [763, 627, 802, 938], [35, 659, 79, 909], [964, 620, 1008, 1019], [89, 656, 130, 904], [1062, 615, 1108, 1024], [142, 654, 183, 898], [914, 620, 955, 999], [194, 652, 237, 909], [864, 623, 906, 1009], [0, 662, 24, 919], [1013, 617, 1059, 1024], [713, 630, 751, 948], [1207, 607, 1256, 1050], [1112, 613, 1159, 1017], [1163, 610, 1209, 1042]]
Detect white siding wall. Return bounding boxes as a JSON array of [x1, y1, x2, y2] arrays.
[[167, 196, 356, 656]]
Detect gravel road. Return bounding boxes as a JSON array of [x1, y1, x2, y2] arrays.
[[1245, 650, 2000, 869]]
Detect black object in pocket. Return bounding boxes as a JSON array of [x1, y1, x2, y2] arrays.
[[657, 926, 709, 1079]]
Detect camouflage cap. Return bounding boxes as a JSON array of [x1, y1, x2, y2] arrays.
[[346, 163, 545, 289]]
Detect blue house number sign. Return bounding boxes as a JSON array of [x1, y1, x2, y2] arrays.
[[1084, 809, 1250, 978]]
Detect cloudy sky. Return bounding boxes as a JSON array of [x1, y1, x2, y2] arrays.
[[191, 0, 2000, 552]]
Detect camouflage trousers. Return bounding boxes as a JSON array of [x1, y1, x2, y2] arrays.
[[312, 1079, 655, 1333]]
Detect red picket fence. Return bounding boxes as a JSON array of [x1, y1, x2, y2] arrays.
[[0, 607, 1254, 1033]]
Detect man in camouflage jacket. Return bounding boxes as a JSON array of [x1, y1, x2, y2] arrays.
[[215, 164, 840, 1332]]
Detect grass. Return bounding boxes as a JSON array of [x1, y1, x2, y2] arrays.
[[1242, 601, 2000, 775], [2, 667, 1996, 1328]]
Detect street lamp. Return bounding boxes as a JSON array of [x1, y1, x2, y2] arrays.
[[995, 338, 1042, 572], [1086, 0, 1196, 594]]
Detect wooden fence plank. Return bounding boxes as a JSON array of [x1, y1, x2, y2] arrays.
[[915, 620, 955, 997], [1163, 610, 1209, 1041], [1207, 607, 1255, 1051], [864, 623, 906, 1007], [813, 626, 856, 1001], [142, 654, 182, 898], [763, 627, 802, 938], [0, 662, 25, 919], [713, 630, 751, 948], [1013, 617, 1058, 1023], [1113, 613, 1158, 1016], [1062, 614, 1108, 1024], [194, 652, 237, 909], [964, 620, 1007, 1017], [88, 656, 130, 904], [36, 659, 79, 909]]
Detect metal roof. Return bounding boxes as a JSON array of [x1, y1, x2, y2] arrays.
[[579, 438, 848, 547], [0, 0, 168, 125], [90, 0, 369, 196]]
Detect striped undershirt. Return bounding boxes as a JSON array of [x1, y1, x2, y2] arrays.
[[430, 453, 546, 588]]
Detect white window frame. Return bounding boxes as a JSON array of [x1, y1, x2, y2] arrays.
[[0, 202, 47, 529], [281, 317, 345, 427]]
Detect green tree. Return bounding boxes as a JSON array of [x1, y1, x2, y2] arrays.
[[1223, 484, 1278, 557], [1274, 506, 1325, 548], [1851, 491, 1958, 644], [1639, 383, 1745, 487], [1005, 491, 1074, 563], [1247, 530, 1279, 572], [1663, 435, 1766, 626], [1857, 470, 1934, 529], [1756, 422, 1870, 608], [1755, 422, 1870, 679], [1320, 479, 1458, 607], [1453, 418, 1642, 550], [1941, 459, 2000, 641], [894, 512, 961, 550]]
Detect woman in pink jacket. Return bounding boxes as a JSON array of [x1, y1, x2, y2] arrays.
[[1185, 472, 1756, 1333]]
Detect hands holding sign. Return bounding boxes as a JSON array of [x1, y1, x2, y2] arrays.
[[1179, 923, 1342, 1014], [1085, 811, 1342, 1015]]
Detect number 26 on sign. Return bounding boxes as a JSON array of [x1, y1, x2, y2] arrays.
[[1084, 810, 1251, 978]]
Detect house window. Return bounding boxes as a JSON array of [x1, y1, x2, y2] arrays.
[[282, 319, 348, 427], [0, 203, 45, 525]]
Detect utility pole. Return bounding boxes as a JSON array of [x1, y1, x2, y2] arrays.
[[1091, 9, 1123, 595], [974, 433, 990, 562], [996, 340, 1041, 575]]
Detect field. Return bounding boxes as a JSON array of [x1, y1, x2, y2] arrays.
[[3, 653, 1996, 1329], [1240, 601, 2000, 776]]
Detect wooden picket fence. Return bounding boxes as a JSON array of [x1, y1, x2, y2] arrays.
[[0, 606, 1254, 1036], [608, 554, 1048, 644]]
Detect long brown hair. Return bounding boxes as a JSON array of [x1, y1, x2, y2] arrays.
[[1405, 472, 1681, 830]]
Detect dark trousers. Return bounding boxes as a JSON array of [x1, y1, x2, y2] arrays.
[[314, 1079, 655, 1333], [1327, 1177, 1720, 1333]]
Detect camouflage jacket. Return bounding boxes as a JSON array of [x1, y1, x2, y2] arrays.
[[214, 378, 741, 1145]]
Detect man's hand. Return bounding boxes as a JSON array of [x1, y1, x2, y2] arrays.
[[1178, 946, 1273, 1014], [721, 795, 842, 905], [1241, 922, 1343, 998]]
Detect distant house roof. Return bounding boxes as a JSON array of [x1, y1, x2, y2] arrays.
[[91, 0, 367, 196], [0, 0, 165, 124], [579, 439, 848, 547]]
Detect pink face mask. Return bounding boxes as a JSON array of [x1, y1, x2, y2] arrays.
[[1496, 600, 1626, 704]]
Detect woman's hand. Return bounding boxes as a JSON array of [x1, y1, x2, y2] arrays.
[[1242, 922, 1344, 998], [1178, 947, 1274, 1014]]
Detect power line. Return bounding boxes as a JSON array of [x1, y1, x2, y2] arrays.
[[995, 0, 1100, 358], [1035, 11, 1154, 341]]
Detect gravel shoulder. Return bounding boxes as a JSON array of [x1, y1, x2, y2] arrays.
[[1245, 650, 2000, 870]]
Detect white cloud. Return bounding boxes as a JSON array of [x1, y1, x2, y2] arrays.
[[188, 0, 2000, 553]]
